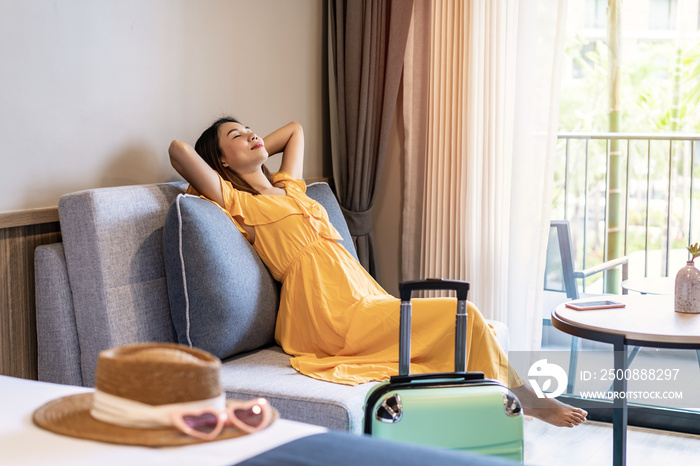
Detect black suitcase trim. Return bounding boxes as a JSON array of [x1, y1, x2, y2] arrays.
[[363, 374, 506, 435]]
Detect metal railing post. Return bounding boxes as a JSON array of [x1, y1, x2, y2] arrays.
[[555, 132, 700, 292]]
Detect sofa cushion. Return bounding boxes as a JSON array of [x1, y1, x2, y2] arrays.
[[163, 182, 358, 361], [220, 346, 376, 433], [35, 242, 83, 386], [163, 194, 280, 360], [58, 182, 186, 386]]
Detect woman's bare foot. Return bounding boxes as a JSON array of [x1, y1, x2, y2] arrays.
[[511, 384, 587, 428]]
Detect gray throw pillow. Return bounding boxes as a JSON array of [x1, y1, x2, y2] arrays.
[[163, 194, 279, 360]]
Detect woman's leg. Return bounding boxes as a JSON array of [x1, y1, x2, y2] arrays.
[[464, 302, 587, 427], [511, 384, 588, 427]]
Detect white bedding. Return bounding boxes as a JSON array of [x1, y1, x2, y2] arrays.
[[0, 375, 325, 466]]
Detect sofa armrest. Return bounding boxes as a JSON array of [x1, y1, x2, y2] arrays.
[[35, 243, 83, 386], [486, 320, 509, 354]]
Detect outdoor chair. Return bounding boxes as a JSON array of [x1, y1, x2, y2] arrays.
[[543, 219, 629, 393]]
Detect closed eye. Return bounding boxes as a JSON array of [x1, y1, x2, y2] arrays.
[[231, 127, 250, 139]]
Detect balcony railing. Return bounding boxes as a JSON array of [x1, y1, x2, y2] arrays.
[[552, 132, 700, 293]]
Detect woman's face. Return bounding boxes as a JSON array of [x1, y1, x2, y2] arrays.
[[217, 122, 268, 174]]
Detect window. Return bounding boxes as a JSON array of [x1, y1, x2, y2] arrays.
[[585, 0, 607, 29], [649, 0, 674, 30], [572, 42, 596, 79]]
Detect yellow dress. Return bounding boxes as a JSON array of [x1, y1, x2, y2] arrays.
[[193, 172, 520, 387]]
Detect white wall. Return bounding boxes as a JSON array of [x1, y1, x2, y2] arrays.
[[0, 0, 326, 212]]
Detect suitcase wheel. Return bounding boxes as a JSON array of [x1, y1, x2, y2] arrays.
[[375, 394, 403, 423]]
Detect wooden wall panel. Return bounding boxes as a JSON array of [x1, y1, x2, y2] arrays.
[[0, 218, 61, 380]]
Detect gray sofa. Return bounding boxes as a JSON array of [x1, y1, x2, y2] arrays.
[[34, 181, 509, 434]]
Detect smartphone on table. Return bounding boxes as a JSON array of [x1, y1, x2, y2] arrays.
[[564, 300, 625, 311]]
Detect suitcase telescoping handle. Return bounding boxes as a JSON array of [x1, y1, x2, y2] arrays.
[[398, 279, 470, 376]]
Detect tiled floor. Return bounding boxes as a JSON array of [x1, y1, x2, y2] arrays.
[[531, 332, 700, 464], [524, 417, 700, 465]]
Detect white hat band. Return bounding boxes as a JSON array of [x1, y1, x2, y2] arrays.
[[90, 390, 226, 429]]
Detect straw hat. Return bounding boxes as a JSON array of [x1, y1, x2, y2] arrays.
[[33, 343, 277, 447]]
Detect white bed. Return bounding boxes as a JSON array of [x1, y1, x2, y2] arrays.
[[0, 375, 325, 466]]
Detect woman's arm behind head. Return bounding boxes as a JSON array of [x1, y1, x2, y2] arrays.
[[263, 121, 304, 181], [168, 139, 225, 207]]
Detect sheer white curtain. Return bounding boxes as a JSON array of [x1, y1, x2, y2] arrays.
[[401, 0, 567, 351], [507, 0, 568, 350], [420, 0, 518, 320]]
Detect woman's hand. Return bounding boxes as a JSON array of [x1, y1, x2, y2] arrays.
[[263, 121, 304, 180], [168, 140, 225, 207]]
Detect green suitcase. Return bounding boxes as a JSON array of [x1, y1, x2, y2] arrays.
[[363, 279, 524, 462]]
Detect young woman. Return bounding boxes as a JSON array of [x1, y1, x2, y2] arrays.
[[169, 117, 587, 428]]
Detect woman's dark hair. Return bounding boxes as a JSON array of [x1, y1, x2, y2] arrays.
[[194, 116, 272, 195]]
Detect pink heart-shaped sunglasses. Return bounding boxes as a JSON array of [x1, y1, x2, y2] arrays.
[[170, 397, 272, 440]]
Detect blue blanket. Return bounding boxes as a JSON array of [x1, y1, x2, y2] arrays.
[[237, 432, 517, 465]]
